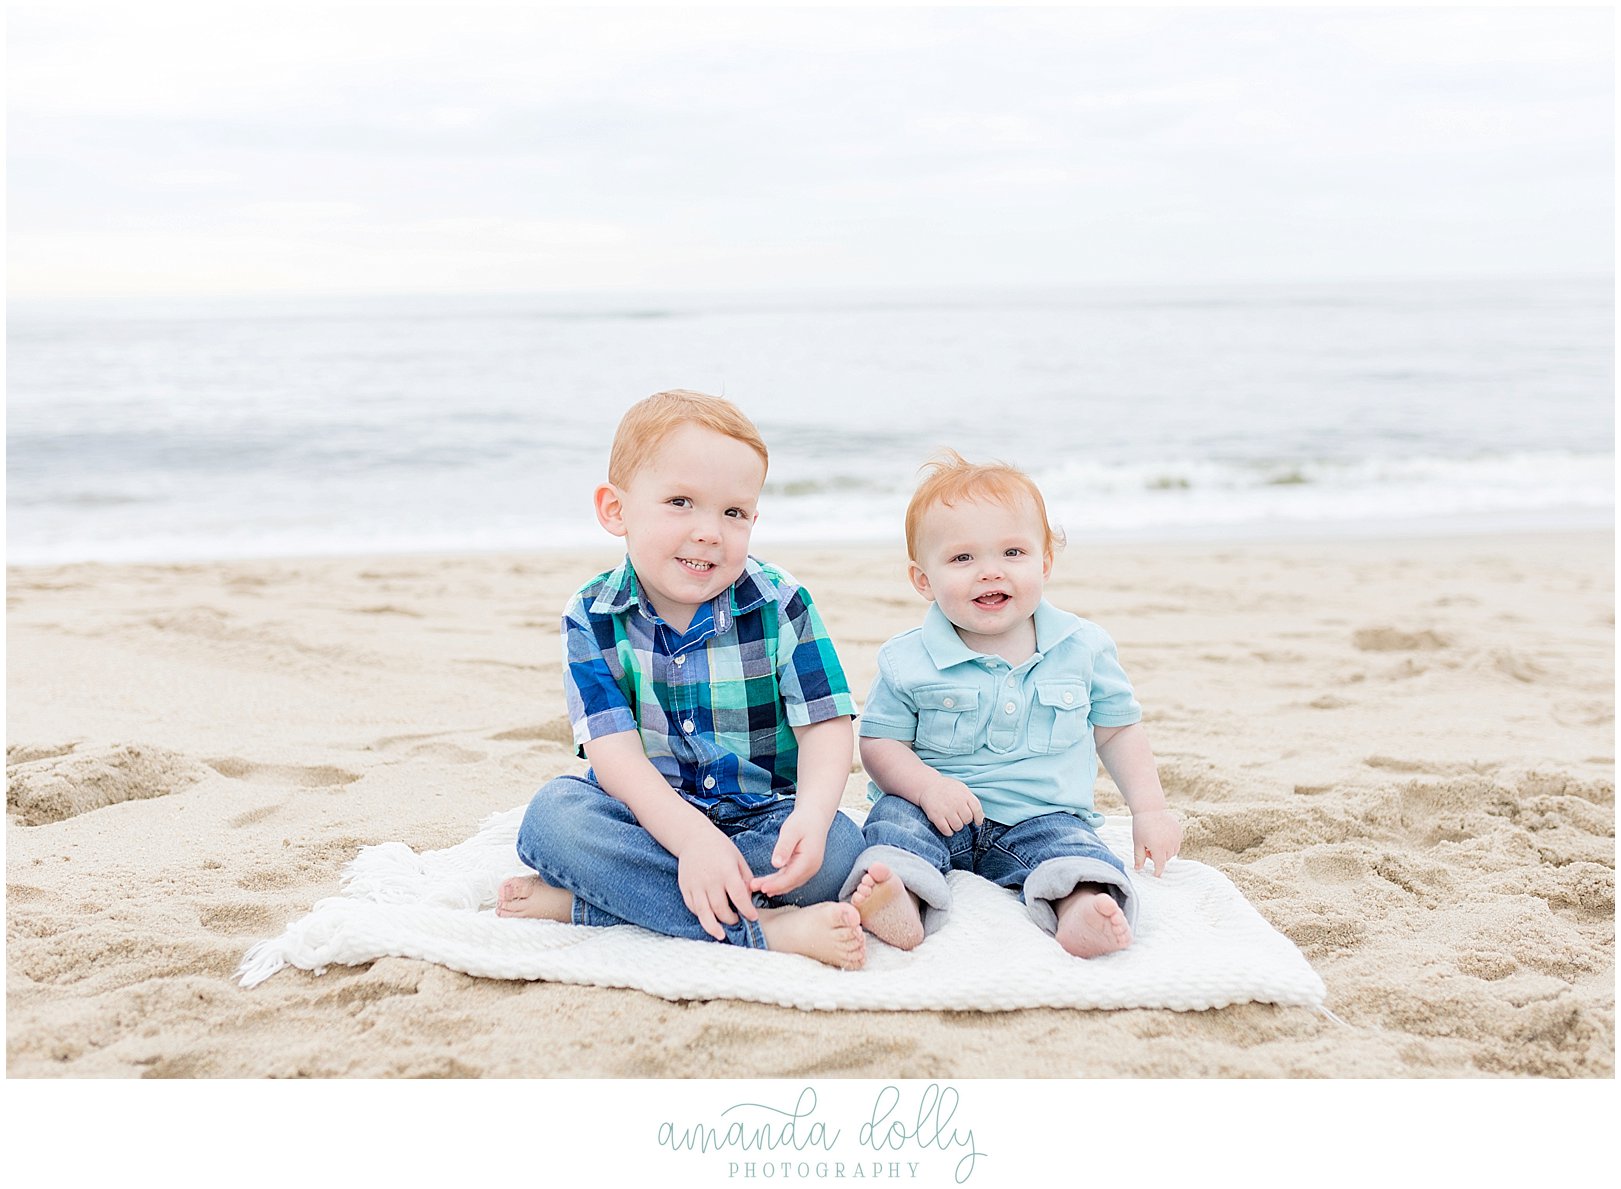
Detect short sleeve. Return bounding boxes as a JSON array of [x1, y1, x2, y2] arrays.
[[856, 655, 917, 741], [1085, 626, 1142, 727], [561, 595, 638, 747], [772, 581, 857, 727]]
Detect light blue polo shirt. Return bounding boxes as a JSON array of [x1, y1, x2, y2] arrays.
[[858, 600, 1141, 827]]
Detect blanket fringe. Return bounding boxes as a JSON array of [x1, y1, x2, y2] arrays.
[[237, 938, 290, 989]]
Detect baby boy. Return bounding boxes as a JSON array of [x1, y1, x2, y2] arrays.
[[841, 451, 1183, 957]]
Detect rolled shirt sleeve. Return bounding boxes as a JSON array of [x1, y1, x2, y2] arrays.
[[1085, 625, 1142, 727], [856, 653, 920, 741], [773, 580, 857, 727], [562, 594, 638, 748]]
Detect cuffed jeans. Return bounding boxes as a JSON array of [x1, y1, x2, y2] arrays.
[[516, 774, 865, 948], [837, 793, 1137, 936]]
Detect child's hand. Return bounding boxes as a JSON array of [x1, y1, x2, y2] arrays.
[[919, 775, 984, 836], [676, 826, 760, 940], [1132, 808, 1183, 876], [750, 807, 830, 898]]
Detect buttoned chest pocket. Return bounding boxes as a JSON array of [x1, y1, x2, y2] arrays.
[[913, 687, 980, 755], [1030, 683, 1089, 754]]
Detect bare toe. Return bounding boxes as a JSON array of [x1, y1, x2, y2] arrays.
[[760, 903, 868, 970], [852, 865, 925, 951], [1056, 891, 1133, 959], [496, 875, 570, 921]]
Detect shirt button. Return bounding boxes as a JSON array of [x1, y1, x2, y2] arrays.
[[942, 698, 955, 709], [1004, 702, 1017, 714], [1062, 692, 1075, 704], [703, 776, 716, 790], [674, 655, 686, 666], [682, 720, 695, 733]]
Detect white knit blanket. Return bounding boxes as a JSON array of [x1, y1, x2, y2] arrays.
[[238, 808, 1326, 1012]]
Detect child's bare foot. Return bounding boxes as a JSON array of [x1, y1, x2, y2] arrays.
[[1055, 886, 1133, 958], [849, 862, 925, 950], [758, 902, 866, 969], [496, 875, 573, 920]]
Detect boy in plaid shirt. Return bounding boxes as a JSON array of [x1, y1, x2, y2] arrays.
[[498, 391, 867, 969]]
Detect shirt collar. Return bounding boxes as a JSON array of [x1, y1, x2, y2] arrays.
[[727, 556, 773, 618], [589, 555, 772, 625], [920, 603, 982, 669], [920, 599, 1082, 669], [1033, 599, 1083, 651], [589, 556, 642, 616]]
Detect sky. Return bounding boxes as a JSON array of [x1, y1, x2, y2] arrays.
[[6, 2, 1614, 298]]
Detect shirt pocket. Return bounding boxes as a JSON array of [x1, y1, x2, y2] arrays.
[[912, 686, 980, 755], [1030, 682, 1090, 754]]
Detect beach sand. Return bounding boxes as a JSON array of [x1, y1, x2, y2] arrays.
[[5, 532, 1613, 1078]]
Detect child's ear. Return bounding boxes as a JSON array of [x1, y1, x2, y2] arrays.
[[1042, 550, 1054, 580], [594, 484, 628, 537], [907, 562, 935, 601]]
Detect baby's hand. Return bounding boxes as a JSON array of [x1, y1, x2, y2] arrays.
[[676, 825, 759, 940], [919, 775, 984, 836], [1131, 808, 1183, 876]]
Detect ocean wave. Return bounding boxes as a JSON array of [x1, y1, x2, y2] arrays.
[[1029, 451, 1613, 532], [750, 450, 1613, 541]]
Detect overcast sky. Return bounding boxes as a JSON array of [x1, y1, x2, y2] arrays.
[[7, 2, 1613, 299]]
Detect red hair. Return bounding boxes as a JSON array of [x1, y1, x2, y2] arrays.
[[905, 449, 1061, 561], [608, 390, 769, 486]]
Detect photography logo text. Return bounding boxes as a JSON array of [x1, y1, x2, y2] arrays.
[[656, 1084, 986, 1183]]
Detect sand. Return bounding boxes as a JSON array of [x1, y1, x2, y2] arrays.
[[5, 532, 1613, 1078]]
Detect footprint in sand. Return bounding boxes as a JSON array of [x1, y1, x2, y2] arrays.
[[1300, 843, 1374, 886], [1155, 758, 1237, 801], [368, 733, 487, 763], [1484, 649, 1548, 683], [197, 902, 284, 935], [1182, 806, 1271, 854], [489, 719, 576, 747], [7, 743, 208, 825], [6, 742, 80, 766], [205, 757, 361, 788], [1307, 694, 1352, 710], [236, 868, 300, 892], [1384, 776, 1502, 846], [228, 803, 284, 829], [1364, 756, 1501, 776], [143, 606, 236, 637], [1351, 627, 1449, 652], [458, 657, 547, 673]]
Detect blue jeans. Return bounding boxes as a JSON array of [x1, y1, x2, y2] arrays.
[[515, 774, 866, 948], [836, 793, 1137, 936]]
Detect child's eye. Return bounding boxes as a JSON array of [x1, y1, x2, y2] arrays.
[[950, 553, 972, 564], [725, 508, 748, 520], [1004, 547, 1025, 558], [667, 497, 692, 508]]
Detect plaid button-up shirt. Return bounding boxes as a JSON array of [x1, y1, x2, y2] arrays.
[[562, 555, 856, 807]]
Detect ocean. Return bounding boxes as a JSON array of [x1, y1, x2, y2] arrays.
[[6, 277, 1612, 565]]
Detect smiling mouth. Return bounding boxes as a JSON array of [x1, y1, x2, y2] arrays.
[[678, 558, 715, 572], [973, 592, 1010, 608]]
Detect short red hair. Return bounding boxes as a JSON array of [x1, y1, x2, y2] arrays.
[[608, 390, 769, 486], [905, 449, 1061, 562]]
